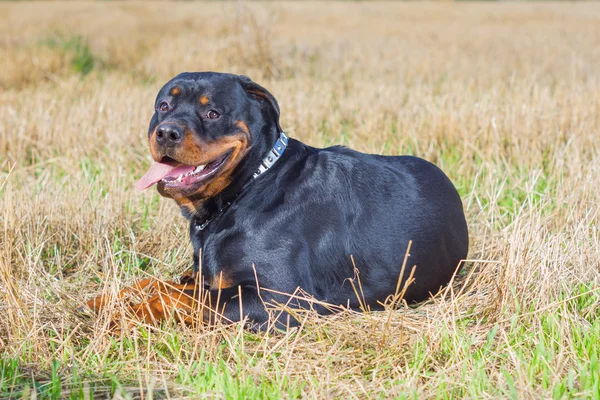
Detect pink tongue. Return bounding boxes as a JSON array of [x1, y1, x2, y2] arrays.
[[135, 161, 196, 191]]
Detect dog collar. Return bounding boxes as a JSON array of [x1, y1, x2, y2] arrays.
[[195, 132, 288, 231], [253, 131, 289, 179]]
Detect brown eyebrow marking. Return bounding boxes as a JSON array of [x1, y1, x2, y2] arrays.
[[199, 96, 209, 105], [170, 86, 181, 96]]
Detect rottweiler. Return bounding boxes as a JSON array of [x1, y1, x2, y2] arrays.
[[86, 72, 469, 331]]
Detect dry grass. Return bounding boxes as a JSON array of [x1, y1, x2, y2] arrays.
[[1, 1, 599, 398]]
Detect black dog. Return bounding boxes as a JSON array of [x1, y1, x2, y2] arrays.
[[92, 72, 468, 330]]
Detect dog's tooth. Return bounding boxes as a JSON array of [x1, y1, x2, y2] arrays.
[[176, 174, 183, 182], [194, 165, 205, 173]]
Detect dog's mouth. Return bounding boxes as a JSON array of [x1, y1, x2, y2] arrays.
[[136, 152, 231, 192]]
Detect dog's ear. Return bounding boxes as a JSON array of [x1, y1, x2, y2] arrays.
[[239, 76, 282, 133]]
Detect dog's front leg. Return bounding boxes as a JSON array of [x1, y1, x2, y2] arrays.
[[123, 285, 299, 331], [85, 277, 165, 313], [85, 268, 200, 314], [122, 285, 262, 328], [125, 282, 202, 326]]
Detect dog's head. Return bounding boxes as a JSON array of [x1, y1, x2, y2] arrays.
[[137, 72, 282, 216]]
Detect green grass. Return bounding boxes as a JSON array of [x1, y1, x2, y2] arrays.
[[41, 34, 97, 76], [3, 300, 599, 398]]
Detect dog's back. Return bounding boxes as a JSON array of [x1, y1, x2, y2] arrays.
[[229, 140, 468, 307]]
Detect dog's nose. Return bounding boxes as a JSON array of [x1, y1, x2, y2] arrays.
[[156, 124, 183, 146]]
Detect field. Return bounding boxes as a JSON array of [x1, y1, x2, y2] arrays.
[[1, 1, 599, 398]]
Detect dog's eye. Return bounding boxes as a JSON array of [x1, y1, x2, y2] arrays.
[[206, 110, 220, 119], [158, 101, 170, 113]]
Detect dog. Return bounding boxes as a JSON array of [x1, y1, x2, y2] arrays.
[[86, 72, 468, 331]]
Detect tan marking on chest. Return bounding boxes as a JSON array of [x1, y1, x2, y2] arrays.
[[209, 273, 235, 290]]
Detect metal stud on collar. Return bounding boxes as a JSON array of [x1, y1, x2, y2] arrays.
[[253, 132, 288, 179]]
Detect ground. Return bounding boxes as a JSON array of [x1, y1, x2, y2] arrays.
[[0, 2, 599, 399]]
